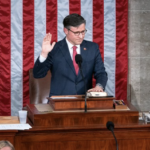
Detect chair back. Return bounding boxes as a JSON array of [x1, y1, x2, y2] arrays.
[[29, 69, 51, 104]]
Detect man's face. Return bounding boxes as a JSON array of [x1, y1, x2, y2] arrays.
[[64, 23, 86, 45]]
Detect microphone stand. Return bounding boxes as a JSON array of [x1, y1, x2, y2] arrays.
[[78, 63, 87, 113], [111, 129, 118, 150], [106, 121, 118, 150]]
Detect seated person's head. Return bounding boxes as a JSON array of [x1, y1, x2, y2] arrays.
[[0, 141, 15, 150]]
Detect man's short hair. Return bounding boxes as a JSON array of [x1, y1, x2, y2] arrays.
[[63, 13, 86, 29], [0, 140, 15, 150]]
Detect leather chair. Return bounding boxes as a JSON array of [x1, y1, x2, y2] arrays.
[[29, 68, 51, 104]]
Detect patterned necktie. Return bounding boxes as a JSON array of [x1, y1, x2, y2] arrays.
[[72, 46, 79, 75]]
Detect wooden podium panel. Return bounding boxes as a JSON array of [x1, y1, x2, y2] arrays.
[[26, 100, 139, 128], [48, 96, 114, 110], [14, 122, 150, 150], [1, 98, 150, 150]]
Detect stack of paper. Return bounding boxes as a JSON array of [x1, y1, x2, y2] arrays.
[[0, 124, 32, 130]]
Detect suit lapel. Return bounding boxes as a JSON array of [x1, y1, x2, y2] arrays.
[[58, 39, 87, 77], [77, 41, 87, 78], [59, 38, 76, 75], [80, 41, 87, 62]]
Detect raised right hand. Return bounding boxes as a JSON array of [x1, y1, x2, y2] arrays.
[[41, 33, 56, 58]]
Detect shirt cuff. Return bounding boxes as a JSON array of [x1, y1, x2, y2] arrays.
[[96, 83, 104, 90], [39, 55, 46, 62]]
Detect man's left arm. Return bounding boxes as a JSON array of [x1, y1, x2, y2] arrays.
[[88, 43, 108, 92]]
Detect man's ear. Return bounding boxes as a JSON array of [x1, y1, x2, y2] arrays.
[[64, 28, 68, 35]]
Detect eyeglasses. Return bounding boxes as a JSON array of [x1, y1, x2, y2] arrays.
[[68, 29, 87, 36]]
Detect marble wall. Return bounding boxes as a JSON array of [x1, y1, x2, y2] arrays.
[[128, 0, 150, 111]]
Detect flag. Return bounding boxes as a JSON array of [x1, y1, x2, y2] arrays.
[[0, 0, 128, 116]]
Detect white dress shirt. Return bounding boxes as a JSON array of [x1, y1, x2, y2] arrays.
[[65, 38, 80, 60]]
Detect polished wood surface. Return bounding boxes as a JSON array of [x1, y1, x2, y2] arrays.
[[1, 101, 150, 150], [0, 116, 19, 124], [0, 130, 17, 146], [14, 122, 150, 150], [48, 96, 114, 110], [26, 100, 139, 127]]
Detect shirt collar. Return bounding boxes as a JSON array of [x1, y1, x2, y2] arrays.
[[65, 37, 80, 50]]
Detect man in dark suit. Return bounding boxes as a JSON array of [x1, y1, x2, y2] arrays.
[[33, 13, 108, 97]]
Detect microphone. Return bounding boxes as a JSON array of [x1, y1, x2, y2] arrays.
[[106, 121, 118, 150], [75, 54, 82, 68], [75, 54, 87, 112]]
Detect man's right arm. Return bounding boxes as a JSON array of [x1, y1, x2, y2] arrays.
[[41, 33, 56, 58], [33, 33, 56, 78]]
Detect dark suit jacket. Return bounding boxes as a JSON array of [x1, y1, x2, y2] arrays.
[[33, 38, 108, 96]]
